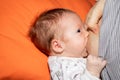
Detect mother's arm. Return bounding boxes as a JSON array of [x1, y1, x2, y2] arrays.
[[85, 0, 105, 56]]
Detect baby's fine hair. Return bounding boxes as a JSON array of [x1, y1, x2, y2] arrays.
[[29, 8, 75, 56]]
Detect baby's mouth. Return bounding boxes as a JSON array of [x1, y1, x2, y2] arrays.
[[82, 48, 88, 58]]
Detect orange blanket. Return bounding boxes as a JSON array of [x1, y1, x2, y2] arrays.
[[0, 0, 95, 79]]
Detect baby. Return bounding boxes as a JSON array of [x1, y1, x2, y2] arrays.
[[29, 8, 106, 80]]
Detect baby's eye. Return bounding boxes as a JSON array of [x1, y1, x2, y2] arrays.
[[77, 29, 81, 33]]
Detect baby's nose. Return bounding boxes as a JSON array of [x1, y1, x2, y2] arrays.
[[84, 30, 89, 37], [84, 29, 89, 37]]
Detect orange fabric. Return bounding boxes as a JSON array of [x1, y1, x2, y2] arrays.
[[88, 0, 96, 6], [0, 0, 92, 79]]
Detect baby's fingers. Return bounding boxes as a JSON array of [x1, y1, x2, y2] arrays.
[[101, 59, 107, 68]]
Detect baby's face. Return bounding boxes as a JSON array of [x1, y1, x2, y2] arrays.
[[59, 13, 89, 57]]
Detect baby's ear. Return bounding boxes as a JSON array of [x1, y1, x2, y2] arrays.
[[51, 39, 64, 54]]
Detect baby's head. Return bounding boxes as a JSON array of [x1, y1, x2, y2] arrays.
[[29, 8, 89, 57]]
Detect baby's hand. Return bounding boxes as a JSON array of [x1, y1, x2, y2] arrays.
[[86, 55, 107, 78]]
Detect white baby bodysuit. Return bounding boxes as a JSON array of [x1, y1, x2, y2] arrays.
[[48, 56, 100, 80]]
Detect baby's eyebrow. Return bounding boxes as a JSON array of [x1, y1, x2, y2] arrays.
[[77, 24, 83, 27]]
